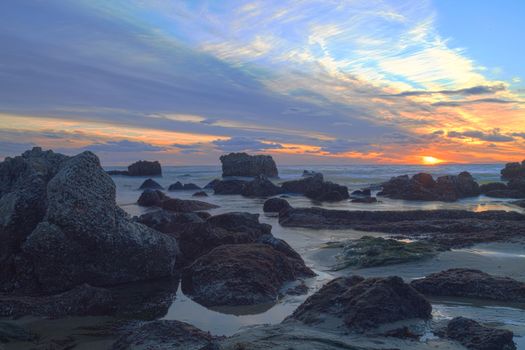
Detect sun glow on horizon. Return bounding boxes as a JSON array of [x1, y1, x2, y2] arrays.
[[421, 156, 444, 165]]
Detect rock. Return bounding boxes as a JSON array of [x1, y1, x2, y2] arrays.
[[204, 179, 221, 189], [263, 198, 292, 213], [279, 207, 525, 249], [0, 284, 114, 318], [181, 243, 314, 307], [501, 160, 525, 180], [213, 179, 249, 195], [162, 198, 218, 212], [288, 275, 431, 331], [0, 321, 37, 343], [484, 189, 524, 198], [351, 197, 377, 203], [351, 189, 371, 196], [508, 177, 525, 194], [437, 317, 516, 350], [479, 182, 508, 193], [241, 175, 283, 197], [168, 182, 201, 191], [137, 189, 168, 207], [174, 212, 273, 263], [378, 172, 480, 202], [1, 149, 178, 294], [325, 236, 439, 270], [192, 191, 208, 197], [137, 209, 206, 233], [139, 178, 163, 190], [128, 160, 162, 176], [113, 320, 218, 350], [220, 152, 278, 177], [410, 269, 525, 302], [281, 173, 349, 202]]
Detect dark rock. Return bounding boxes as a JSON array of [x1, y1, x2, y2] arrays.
[[281, 173, 349, 202], [263, 198, 292, 213], [484, 189, 524, 198], [351, 197, 377, 203], [0, 321, 37, 343], [241, 175, 283, 197], [479, 182, 508, 193], [139, 178, 163, 190], [168, 182, 201, 191], [204, 179, 221, 189], [213, 179, 249, 195], [437, 317, 516, 350], [106, 170, 129, 176], [508, 177, 525, 194], [137, 189, 168, 207], [128, 160, 162, 176], [1, 150, 178, 294], [193, 191, 208, 197], [351, 188, 371, 196], [137, 209, 206, 233], [220, 152, 278, 177], [501, 160, 525, 180], [162, 198, 219, 212], [288, 275, 431, 331], [182, 243, 314, 307], [325, 236, 439, 270], [378, 172, 480, 202], [0, 284, 113, 318], [279, 207, 525, 249], [410, 268, 525, 302], [113, 320, 218, 350]]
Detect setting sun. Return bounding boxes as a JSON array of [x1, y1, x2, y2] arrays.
[[421, 156, 443, 165]]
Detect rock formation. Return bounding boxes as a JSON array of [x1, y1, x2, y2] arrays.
[[220, 152, 278, 177]]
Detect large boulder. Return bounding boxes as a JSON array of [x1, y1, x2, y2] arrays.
[[137, 189, 168, 207], [181, 243, 315, 307], [378, 172, 479, 201], [288, 275, 431, 331], [263, 198, 292, 213], [0, 149, 178, 294], [241, 175, 283, 197], [213, 179, 249, 195], [220, 152, 278, 177], [137, 209, 207, 233], [128, 160, 162, 176], [501, 160, 525, 180], [437, 317, 516, 350], [281, 173, 349, 202], [410, 268, 525, 302]]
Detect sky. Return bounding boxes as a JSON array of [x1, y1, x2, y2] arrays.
[[0, 0, 524, 165]]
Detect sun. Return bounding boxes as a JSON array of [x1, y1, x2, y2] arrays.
[[421, 156, 443, 165]]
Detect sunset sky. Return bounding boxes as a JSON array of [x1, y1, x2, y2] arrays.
[[1, 0, 524, 165]]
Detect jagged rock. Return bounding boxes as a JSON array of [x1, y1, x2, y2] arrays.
[[181, 243, 314, 307], [192, 191, 208, 197], [325, 236, 439, 270], [378, 172, 479, 202], [437, 317, 516, 350], [0, 149, 178, 294], [410, 268, 525, 302], [288, 276, 431, 331], [128, 160, 162, 176], [213, 179, 249, 195], [241, 175, 283, 197], [137, 209, 207, 233], [168, 182, 201, 191], [139, 178, 163, 190], [162, 198, 218, 212], [137, 189, 168, 207], [279, 207, 525, 248], [113, 320, 218, 350], [263, 198, 292, 213], [351, 197, 377, 203], [220, 152, 278, 177], [501, 160, 525, 180], [281, 173, 349, 202]]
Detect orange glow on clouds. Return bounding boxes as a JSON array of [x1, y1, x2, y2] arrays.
[[421, 156, 443, 165]]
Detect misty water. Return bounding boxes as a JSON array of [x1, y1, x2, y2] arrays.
[[111, 164, 525, 346]]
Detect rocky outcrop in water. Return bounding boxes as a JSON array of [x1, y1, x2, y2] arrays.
[[281, 173, 349, 202], [220, 152, 278, 177], [279, 207, 525, 248], [181, 243, 315, 307], [107, 160, 162, 177], [437, 317, 516, 350], [139, 178, 163, 190], [0, 148, 178, 294], [501, 160, 525, 181], [288, 275, 431, 331], [241, 175, 283, 197], [168, 182, 201, 191], [410, 268, 525, 302], [212, 179, 249, 195], [263, 198, 292, 213], [137, 190, 218, 212]]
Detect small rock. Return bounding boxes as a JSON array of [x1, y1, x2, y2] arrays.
[[263, 198, 292, 213], [139, 178, 163, 190], [137, 189, 168, 207], [162, 198, 219, 213], [193, 191, 208, 197]]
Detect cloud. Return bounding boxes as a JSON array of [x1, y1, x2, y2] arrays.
[[212, 137, 284, 153], [447, 130, 515, 142], [83, 140, 166, 153], [432, 98, 518, 107], [391, 84, 506, 97]]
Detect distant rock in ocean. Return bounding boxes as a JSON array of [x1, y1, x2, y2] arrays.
[[281, 172, 350, 202], [220, 152, 278, 177], [501, 160, 525, 180], [107, 160, 162, 176], [0, 147, 178, 294]]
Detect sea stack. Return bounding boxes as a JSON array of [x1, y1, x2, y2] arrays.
[[220, 152, 278, 177]]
